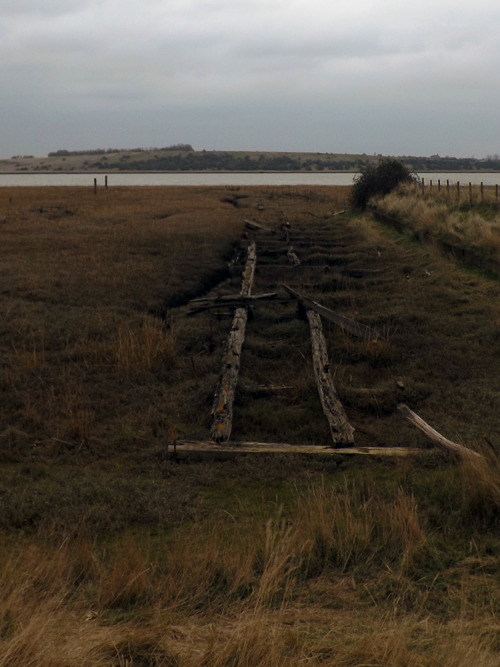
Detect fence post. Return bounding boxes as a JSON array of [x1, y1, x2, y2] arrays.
[[469, 182, 472, 205], [457, 181, 460, 203], [438, 179, 441, 192], [94, 178, 97, 195], [105, 175, 108, 189], [480, 181, 483, 203], [496, 184, 498, 201], [421, 177, 425, 196]]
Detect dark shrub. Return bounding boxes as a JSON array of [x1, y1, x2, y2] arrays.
[[351, 158, 416, 210]]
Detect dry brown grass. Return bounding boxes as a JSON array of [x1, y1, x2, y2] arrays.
[[0, 471, 498, 665], [373, 187, 500, 271]]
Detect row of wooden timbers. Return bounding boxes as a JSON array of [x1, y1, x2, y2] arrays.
[[174, 219, 481, 461]]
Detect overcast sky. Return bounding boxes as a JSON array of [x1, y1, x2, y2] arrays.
[[2, 0, 500, 158]]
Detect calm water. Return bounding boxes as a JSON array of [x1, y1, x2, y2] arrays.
[[1, 171, 500, 187]]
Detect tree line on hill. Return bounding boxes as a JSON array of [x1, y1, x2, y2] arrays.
[[89, 152, 364, 171], [90, 153, 500, 172], [47, 144, 194, 157]]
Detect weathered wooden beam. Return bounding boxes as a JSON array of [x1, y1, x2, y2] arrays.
[[173, 440, 423, 457], [244, 219, 271, 232], [398, 404, 482, 459], [188, 293, 279, 314], [307, 309, 355, 446], [191, 293, 277, 304], [210, 242, 256, 442], [283, 285, 378, 340], [241, 242, 256, 297]]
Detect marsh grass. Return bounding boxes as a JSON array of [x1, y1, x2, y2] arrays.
[[373, 188, 500, 273], [0, 465, 498, 664], [1, 185, 499, 664]]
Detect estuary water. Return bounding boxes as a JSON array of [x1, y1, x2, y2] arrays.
[[1, 172, 500, 187]]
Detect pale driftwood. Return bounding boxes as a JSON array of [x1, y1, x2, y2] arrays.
[[210, 242, 256, 442], [173, 440, 423, 457], [307, 309, 355, 446], [283, 285, 378, 340], [398, 404, 482, 459]]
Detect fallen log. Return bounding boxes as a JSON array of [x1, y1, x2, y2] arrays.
[[210, 242, 256, 442], [307, 309, 355, 446], [173, 440, 423, 457], [283, 285, 378, 340], [398, 404, 482, 459]]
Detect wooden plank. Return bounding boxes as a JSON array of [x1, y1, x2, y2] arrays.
[[398, 404, 482, 458], [307, 309, 355, 446], [188, 292, 279, 314], [173, 440, 423, 457], [210, 242, 256, 442], [283, 285, 378, 340]]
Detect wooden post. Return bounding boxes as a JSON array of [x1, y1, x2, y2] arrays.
[[105, 175, 108, 189], [447, 179, 450, 196], [210, 242, 256, 442], [469, 182, 472, 205], [307, 310, 355, 446], [496, 184, 499, 201], [457, 181, 460, 203], [421, 177, 425, 195], [93, 178, 97, 195], [480, 181, 484, 203], [437, 179, 441, 192]]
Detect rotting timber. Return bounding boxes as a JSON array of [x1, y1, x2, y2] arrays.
[[307, 309, 355, 446], [210, 241, 256, 442], [186, 211, 466, 458]]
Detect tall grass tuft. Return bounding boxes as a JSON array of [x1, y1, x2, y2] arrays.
[[113, 316, 176, 375], [295, 480, 427, 576], [460, 444, 500, 525]]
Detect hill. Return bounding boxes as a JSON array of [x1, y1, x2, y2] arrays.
[[3, 149, 500, 173]]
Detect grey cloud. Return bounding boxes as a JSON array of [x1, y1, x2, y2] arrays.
[[1, 0, 500, 157]]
